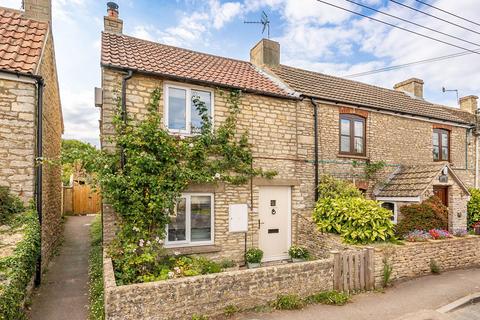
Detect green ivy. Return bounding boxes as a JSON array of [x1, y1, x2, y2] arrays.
[[97, 88, 275, 284], [0, 209, 41, 320]]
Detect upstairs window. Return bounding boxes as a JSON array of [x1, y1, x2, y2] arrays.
[[339, 114, 366, 156], [165, 84, 213, 134], [433, 129, 449, 161]]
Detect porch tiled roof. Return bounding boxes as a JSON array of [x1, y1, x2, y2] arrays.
[[101, 32, 292, 98], [270, 64, 476, 125], [376, 164, 446, 198], [0, 7, 48, 74]]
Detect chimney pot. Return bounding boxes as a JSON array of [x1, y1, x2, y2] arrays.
[[104, 2, 123, 34], [459, 95, 478, 114], [394, 78, 424, 99], [250, 38, 280, 67]]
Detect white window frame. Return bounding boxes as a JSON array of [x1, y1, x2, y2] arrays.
[[165, 193, 215, 247], [164, 82, 214, 135], [381, 201, 398, 224]]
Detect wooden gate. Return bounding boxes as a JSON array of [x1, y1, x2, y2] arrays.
[[332, 248, 375, 293], [63, 184, 101, 215]]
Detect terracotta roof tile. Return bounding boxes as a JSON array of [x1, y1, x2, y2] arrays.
[[0, 7, 48, 74], [101, 32, 292, 98], [270, 65, 475, 125]]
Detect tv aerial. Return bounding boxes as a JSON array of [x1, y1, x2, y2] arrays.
[[244, 11, 271, 39]]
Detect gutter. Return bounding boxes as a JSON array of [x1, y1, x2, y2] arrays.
[[120, 70, 133, 169], [0, 69, 44, 286], [310, 98, 319, 202]]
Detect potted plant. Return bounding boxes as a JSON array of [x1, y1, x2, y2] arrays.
[[288, 245, 310, 262], [474, 222, 480, 235], [246, 248, 263, 269]]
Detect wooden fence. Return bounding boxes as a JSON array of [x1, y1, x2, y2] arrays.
[[332, 248, 375, 293], [63, 184, 101, 215]]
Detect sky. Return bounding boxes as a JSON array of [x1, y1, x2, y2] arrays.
[[1, 0, 479, 147]]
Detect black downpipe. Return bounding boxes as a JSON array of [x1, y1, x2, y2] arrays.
[[120, 70, 134, 169], [311, 98, 319, 202], [34, 78, 45, 286]]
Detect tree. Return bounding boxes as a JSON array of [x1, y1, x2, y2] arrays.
[[61, 139, 99, 185]]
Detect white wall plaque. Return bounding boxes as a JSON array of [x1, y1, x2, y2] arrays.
[[229, 204, 248, 233]]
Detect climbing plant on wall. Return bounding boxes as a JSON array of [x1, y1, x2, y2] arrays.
[[97, 88, 275, 283]]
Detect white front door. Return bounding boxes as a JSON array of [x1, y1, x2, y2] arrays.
[[258, 186, 291, 261]]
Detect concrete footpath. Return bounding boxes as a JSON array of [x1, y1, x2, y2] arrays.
[[29, 215, 94, 320], [235, 268, 480, 320]]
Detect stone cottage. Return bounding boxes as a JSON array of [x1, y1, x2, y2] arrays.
[[0, 0, 63, 273], [99, 3, 478, 263]]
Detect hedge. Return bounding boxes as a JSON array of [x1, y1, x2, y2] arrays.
[[0, 209, 41, 320]]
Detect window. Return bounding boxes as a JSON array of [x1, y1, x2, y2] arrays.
[[165, 84, 213, 134], [339, 114, 366, 156], [166, 194, 214, 246], [381, 202, 397, 224], [433, 129, 449, 161]]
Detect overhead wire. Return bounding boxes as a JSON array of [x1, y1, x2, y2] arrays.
[[415, 0, 480, 28]]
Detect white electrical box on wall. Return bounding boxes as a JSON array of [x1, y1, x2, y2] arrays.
[[229, 204, 248, 233]]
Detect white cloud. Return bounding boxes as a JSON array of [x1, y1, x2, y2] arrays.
[[210, 0, 243, 29]]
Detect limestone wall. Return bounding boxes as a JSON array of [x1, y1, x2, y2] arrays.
[[103, 254, 333, 320], [373, 236, 480, 287]]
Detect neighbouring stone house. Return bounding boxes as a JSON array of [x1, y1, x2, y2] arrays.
[[99, 3, 478, 263], [0, 1, 63, 269]]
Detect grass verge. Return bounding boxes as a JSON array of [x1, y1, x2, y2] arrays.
[[88, 215, 104, 320]]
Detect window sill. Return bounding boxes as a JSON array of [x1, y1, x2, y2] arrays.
[[337, 154, 369, 160], [165, 244, 221, 255]]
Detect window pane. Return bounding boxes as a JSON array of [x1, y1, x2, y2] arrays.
[[433, 146, 439, 160], [168, 198, 186, 242], [354, 137, 363, 154], [442, 147, 449, 160], [168, 88, 186, 130], [354, 120, 364, 137], [341, 119, 350, 136], [190, 196, 212, 242], [191, 90, 212, 133], [442, 133, 448, 147], [432, 132, 439, 147], [381, 202, 395, 221], [341, 136, 350, 152]]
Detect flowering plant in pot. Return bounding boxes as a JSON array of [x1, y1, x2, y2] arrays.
[[474, 222, 480, 235], [246, 248, 263, 269], [288, 245, 310, 262]]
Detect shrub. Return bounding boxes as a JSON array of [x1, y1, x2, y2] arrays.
[[288, 245, 310, 260], [219, 259, 235, 269], [395, 196, 448, 237], [246, 248, 263, 264], [317, 175, 362, 199], [430, 259, 441, 274], [467, 188, 480, 229], [306, 291, 350, 305], [88, 215, 104, 320], [272, 294, 304, 310], [0, 187, 24, 225], [314, 196, 396, 244], [0, 209, 41, 319], [428, 229, 452, 240], [404, 230, 432, 242]]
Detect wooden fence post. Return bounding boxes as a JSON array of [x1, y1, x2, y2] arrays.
[[366, 246, 375, 290], [331, 250, 341, 291]]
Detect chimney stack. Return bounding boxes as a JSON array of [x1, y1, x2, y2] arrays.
[[394, 78, 424, 99], [104, 2, 123, 34], [459, 95, 478, 114], [250, 38, 280, 67], [23, 0, 51, 23]]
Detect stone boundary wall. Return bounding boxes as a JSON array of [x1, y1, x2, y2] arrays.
[[373, 236, 480, 287], [103, 253, 333, 320]]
